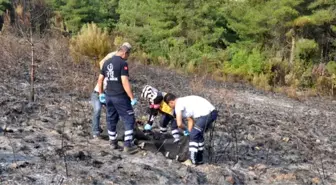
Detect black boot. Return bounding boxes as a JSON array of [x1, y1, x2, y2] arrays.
[[197, 150, 204, 165], [110, 140, 120, 150]]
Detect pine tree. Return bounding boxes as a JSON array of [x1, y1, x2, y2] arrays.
[[307, 0, 336, 62], [48, 0, 120, 33], [117, 0, 232, 66], [96, 0, 119, 31]]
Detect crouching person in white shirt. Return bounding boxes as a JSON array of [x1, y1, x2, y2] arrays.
[[164, 93, 218, 166]]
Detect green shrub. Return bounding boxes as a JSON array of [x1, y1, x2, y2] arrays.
[[252, 73, 272, 91], [316, 76, 333, 95], [69, 23, 112, 67], [186, 60, 197, 73], [224, 47, 266, 82], [295, 39, 319, 63], [266, 59, 289, 86], [247, 48, 265, 75], [326, 61, 336, 75], [286, 59, 306, 85], [230, 49, 249, 69], [332, 74, 336, 96], [299, 64, 314, 88]]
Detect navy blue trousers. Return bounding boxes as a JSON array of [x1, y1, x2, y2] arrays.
[[105, 95, 135, 147], [189, 110, 218, 155], [160, 113, 179, 140]]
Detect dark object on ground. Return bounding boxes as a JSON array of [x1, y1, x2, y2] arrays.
[[140, 136, 189, 162], [115, 121, 189, 162]]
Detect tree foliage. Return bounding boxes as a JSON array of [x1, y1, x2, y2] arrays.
[[0, 0, 11, 15], [0, 0, 11, 31], [14, 0, 336, 95], [47, 0, 335, 66], [48, 0, 119, 33], [117, 0, 234, 67]]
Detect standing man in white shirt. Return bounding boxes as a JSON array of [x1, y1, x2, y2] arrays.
[[90, 42, 132, 139], [164, 93, 218, 165]]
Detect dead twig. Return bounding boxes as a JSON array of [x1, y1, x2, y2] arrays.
[[58, 177, 64, 185], [156, 139, 167, 154], [61, 119, 68, 177]]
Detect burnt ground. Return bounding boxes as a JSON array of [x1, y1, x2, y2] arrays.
[[0, 35, 336, 185]]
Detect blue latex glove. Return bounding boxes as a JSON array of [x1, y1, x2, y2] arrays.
[[99, 94, 106, 104], [183, 130, 190, 136], [144, 123, 152, 131], [131, 98, 138, 106]]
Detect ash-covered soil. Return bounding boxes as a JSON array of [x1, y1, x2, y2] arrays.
[[1, 36, 336, 185]]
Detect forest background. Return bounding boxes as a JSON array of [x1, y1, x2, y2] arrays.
[[1, 0, 335, 97]]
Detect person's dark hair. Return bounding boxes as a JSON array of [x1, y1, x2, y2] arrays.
[[153, 94, 164, 104], [163, 93, 176, 104]]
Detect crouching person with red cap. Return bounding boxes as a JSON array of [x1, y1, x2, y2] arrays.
[[164, 93, 218, 166]]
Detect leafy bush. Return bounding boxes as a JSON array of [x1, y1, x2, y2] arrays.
[[314, 62, 336, 96], [267, 59, 289, 86], [316, 76, 333, 95], [0, 0, 11, 16], [69, 23, 112, 67], [230, 49, 249, 69], [223, 47, 266, 82], [286, 59, 306, 85], [247, 48, 265, 75], [332, 74, 336, 96], [326, 61, 336, 75], [299, 64, 314, 88], [295, 39, 319, 63], [252, 73, 272, 91]]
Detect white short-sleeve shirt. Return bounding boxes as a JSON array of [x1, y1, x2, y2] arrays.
[[175, 95, 215, 118], [94, 78, 107, 92]]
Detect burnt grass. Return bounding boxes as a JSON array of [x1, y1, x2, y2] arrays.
[[1, 35, 336, 185]]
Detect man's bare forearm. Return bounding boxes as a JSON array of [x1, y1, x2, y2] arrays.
[[97, 75, 104, 94], [187, 118, 194, 132], [176, 112, 185, 130], [122, 77, 134, 100], [177, 119, 184, 130]]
